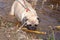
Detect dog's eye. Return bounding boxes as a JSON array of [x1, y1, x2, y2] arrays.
[[29, 24, 31, 26], [27, 24, 31, 26], [35, 24, 38, 26]]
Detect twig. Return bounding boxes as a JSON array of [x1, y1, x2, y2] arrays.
[[21, 28, 46, 34]]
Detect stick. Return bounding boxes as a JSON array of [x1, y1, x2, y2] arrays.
[[55, 26, 60, 30], [21, 28, 46, 35]]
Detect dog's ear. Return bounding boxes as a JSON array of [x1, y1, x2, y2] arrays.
[[37, 17, 41, 23], [24, 17, 28, 21], [22, 17, 28, 24]]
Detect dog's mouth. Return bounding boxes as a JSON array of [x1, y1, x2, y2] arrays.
[[24, 24, 37, 30], [26, 26, 37, 30]]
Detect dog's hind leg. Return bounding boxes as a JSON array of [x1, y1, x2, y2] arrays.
[[10, 2, 16, 16]]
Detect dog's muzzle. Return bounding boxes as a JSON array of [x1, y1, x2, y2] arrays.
[[24, 24, 38, 30]]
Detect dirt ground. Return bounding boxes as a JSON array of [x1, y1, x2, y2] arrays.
[[0, 0, 60, 40]]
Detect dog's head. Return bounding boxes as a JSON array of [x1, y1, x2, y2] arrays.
[[22, 10, 40, 30]]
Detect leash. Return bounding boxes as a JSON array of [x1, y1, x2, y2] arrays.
[[23, 0, 30, 12], [16, 0, 30, 12]]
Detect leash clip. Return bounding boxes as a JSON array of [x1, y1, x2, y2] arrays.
[[26, 8, 30, 12]]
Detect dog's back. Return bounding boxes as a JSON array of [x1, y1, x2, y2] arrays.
[[10, 0, 37, 21]]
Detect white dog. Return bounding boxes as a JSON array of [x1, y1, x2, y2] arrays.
[[10, 0, 40, 30]]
